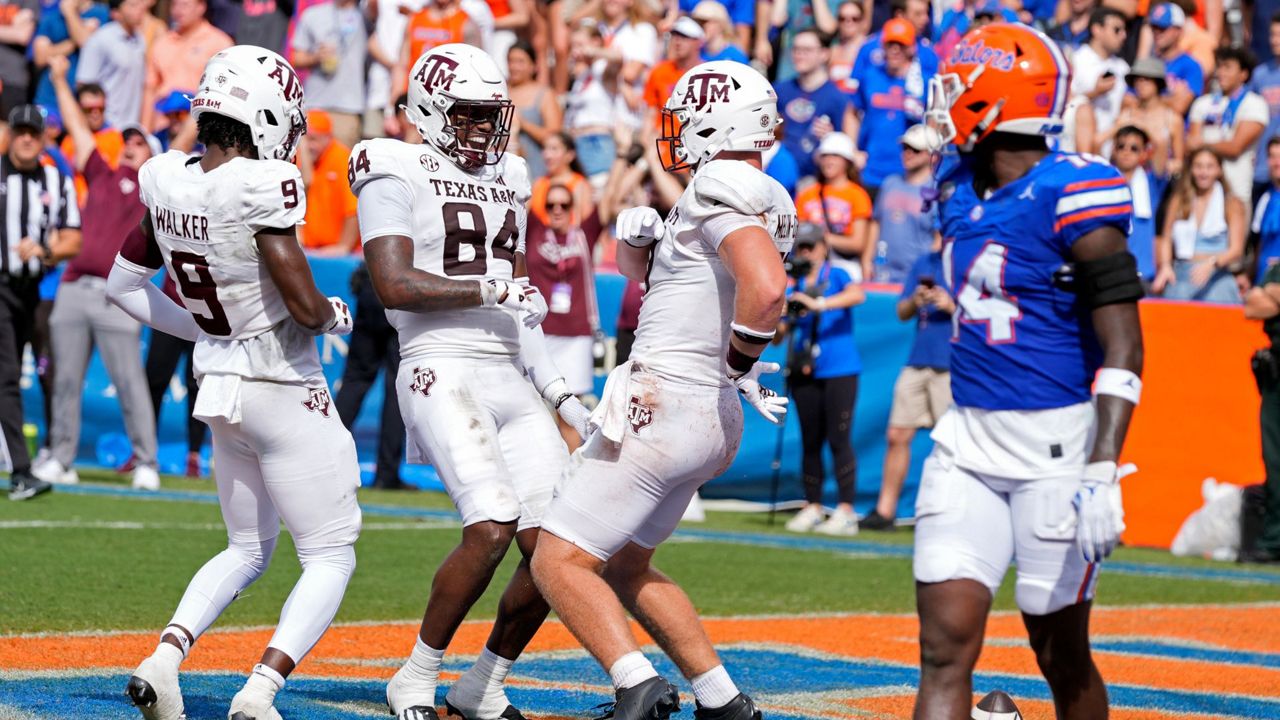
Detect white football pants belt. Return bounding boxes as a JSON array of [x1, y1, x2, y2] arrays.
[[193, 374, 243, 423], [590, 360, 637, 444]]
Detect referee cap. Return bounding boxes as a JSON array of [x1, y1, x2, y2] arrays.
[[7, 105, 45, 134]]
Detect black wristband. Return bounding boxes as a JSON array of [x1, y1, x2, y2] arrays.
[[726, 345, 757, 375], [553, 392, 574, 409]]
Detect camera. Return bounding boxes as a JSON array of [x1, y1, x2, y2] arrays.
[[918, 274, 936, 290], [785, 255, 812, 279]]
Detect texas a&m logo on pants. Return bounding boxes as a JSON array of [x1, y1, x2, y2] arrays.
[[410, 367, 437, 398], [627, 395, 653, 434], [302, 387, 332, 417]]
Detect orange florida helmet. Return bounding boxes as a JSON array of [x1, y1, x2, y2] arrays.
[[926, 23, 1071, 152]]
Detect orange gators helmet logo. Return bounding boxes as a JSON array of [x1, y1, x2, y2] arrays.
[[926, 23, 1071, 152]]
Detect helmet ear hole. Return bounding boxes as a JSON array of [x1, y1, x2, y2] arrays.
[[262, 109, 278, 126], [696, 127, 717, 138], [966, 101, 988, 113]]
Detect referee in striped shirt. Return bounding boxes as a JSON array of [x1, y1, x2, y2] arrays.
[[1, 105, 81, 501]]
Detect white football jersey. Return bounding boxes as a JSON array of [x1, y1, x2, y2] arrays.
[[351, 139, 532, 360], [138, 150, 322, 383], [629, 160, 797, 387]]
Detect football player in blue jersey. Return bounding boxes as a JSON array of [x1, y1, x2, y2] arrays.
[[911, 23, 1145, 720]]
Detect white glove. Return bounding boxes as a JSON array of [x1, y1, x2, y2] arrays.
[[518, 278, 549, 328], [1069, 461, 1134, 563], [556, 394, 596, 440], [322, 297, 353, 335], [730, 361, 789, 424], [479, 278, 539, 326], [615, 206, 665, 248]]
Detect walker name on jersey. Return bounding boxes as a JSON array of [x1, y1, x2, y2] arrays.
[[152, 206, 211, 241], [425, 178, 521, 208]]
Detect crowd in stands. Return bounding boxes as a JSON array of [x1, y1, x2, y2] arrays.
[[2, 0, 1278, 511]]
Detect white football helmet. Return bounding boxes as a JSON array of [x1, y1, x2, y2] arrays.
[[659, 60, 780, 172], [404, 43, 513, 170], [191, 45, 307, 161]]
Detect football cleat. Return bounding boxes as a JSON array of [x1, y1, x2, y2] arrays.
[[387, 663, 438, 716], [593, 676, 680, 720], [972, 690, 1023, 720], [693, 693, 761, 720], [445, 700, 526, 720], [229, 711, 282, 720], [394, 707, 441, 720], [126, 654, 185, 720]]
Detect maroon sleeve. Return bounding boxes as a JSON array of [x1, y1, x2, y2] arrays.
[[82, 149, 109, 184], [118, 220, 164, 270], [582, 210, 603, 252]]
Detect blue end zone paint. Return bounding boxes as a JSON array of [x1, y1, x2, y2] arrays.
[[2, 646, 1275, 719], [53, 485, 1280, 587], [1094, 640, 1280, 670]]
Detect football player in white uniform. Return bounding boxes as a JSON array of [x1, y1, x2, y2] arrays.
[[529, 61, 796, 720], [106, 46, 361, 720], [348, 43, 591, 720]]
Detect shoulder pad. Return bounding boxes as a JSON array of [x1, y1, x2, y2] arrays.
[[137, 150, 185, 208], [348, 138, 415, 195], [239, 158, 306, 233], [692, 160, 772, 216]]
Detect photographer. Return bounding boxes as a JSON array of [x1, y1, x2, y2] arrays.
[[863, 234, 954, 531], [1242, 264, 1280, 563], [780, 225, 866, 536]]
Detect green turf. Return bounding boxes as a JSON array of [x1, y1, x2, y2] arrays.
[[2, 471, 1279, 635]]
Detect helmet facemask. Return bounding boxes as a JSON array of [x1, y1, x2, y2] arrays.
[[657, 107, 692, 172], [444, 98, 514, 169]]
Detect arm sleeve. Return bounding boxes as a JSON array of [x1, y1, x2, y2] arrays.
[[107, 254, 201, 341], [517, 320, 566, 399], [355, 175, 415, 241]]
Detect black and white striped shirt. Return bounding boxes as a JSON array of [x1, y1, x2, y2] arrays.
[[0, 156, 80, 279]]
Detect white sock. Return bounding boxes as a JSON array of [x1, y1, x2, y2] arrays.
[[407, 637, 446, 684], [691, 666, 739, 709], [450, 647, 515, 716], [160, 625, 191, 660], [151, 640, 185, 670], [609, 652, 658, 691], [236, 663, 284, 708]]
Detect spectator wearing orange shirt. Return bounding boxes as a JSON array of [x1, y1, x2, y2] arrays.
[[140, 0, 232, 130], [58, 82, 121, 205], [642, 16, 704, 126], [298, 110, 359, 255], [795, 132, 873, 281], [394, 0, 478, 100]]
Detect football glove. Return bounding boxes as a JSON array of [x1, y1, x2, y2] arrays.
[[322, 297, 353, 335], [517, 277, 549, 328], [479, 278, 539, 325], [1069, 461, 1134, 563], [730, 361, 789, 425], [615, 206, 665, 248], [556, 394, 595, 440]]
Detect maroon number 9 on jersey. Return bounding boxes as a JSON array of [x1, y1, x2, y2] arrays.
[[170, 250, 233, 336]]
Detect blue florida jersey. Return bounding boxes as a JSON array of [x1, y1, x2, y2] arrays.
[[938, 152, 1133, 412]]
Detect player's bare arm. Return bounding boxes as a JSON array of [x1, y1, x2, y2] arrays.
[[256, 227, 342, 333], [1071, 224, 1144, 465], [363, 234, 494, 312], [719, 226, 788, 341]]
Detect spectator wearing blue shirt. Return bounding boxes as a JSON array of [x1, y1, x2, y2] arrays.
[[1111, 125, 1169, 282], [862, 237, 953, 531], [869, 124, 938, 283], [765, 0, 838, 82], [1046, 0, 1095, 53], [30, 0, 109, 112], [780, 226, 867, 537], [848, 0, 937, 91], [764, 128, 802, 197], [1252, 138, 1280, 284], [848, 17, 931, 194], [1252, 13, 1280, 203], [775, 28, 855, 179], [691, 0, 750, 64], [1147, 2, 1204, 117], [932, 0, 1016, 62]]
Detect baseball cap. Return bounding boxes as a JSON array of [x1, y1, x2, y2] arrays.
[[119, 122, 164, 157], [795, 223, 825, 248], [1148, 2, 1185, 29], [308, 109, 333, 135], [8, 104, 45, 133], [881, 17, 915, 47], [900, 123, 941, 151], [672, 15, 705, 40], [974, 0, 1018, 20], [154, 90, 192, 115], [816, 132, 857, 162], [690, 0, 730, 24]]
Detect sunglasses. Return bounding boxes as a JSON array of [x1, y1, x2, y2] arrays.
[[546, 200, 572, 210], [1115, 143, 1145, 152], [839, 13, 863, 22], [80, 103, 105, 112], [901, 144, 925, 153]]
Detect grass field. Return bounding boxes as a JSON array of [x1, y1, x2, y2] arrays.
[[3, 469, 1280, 719]]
